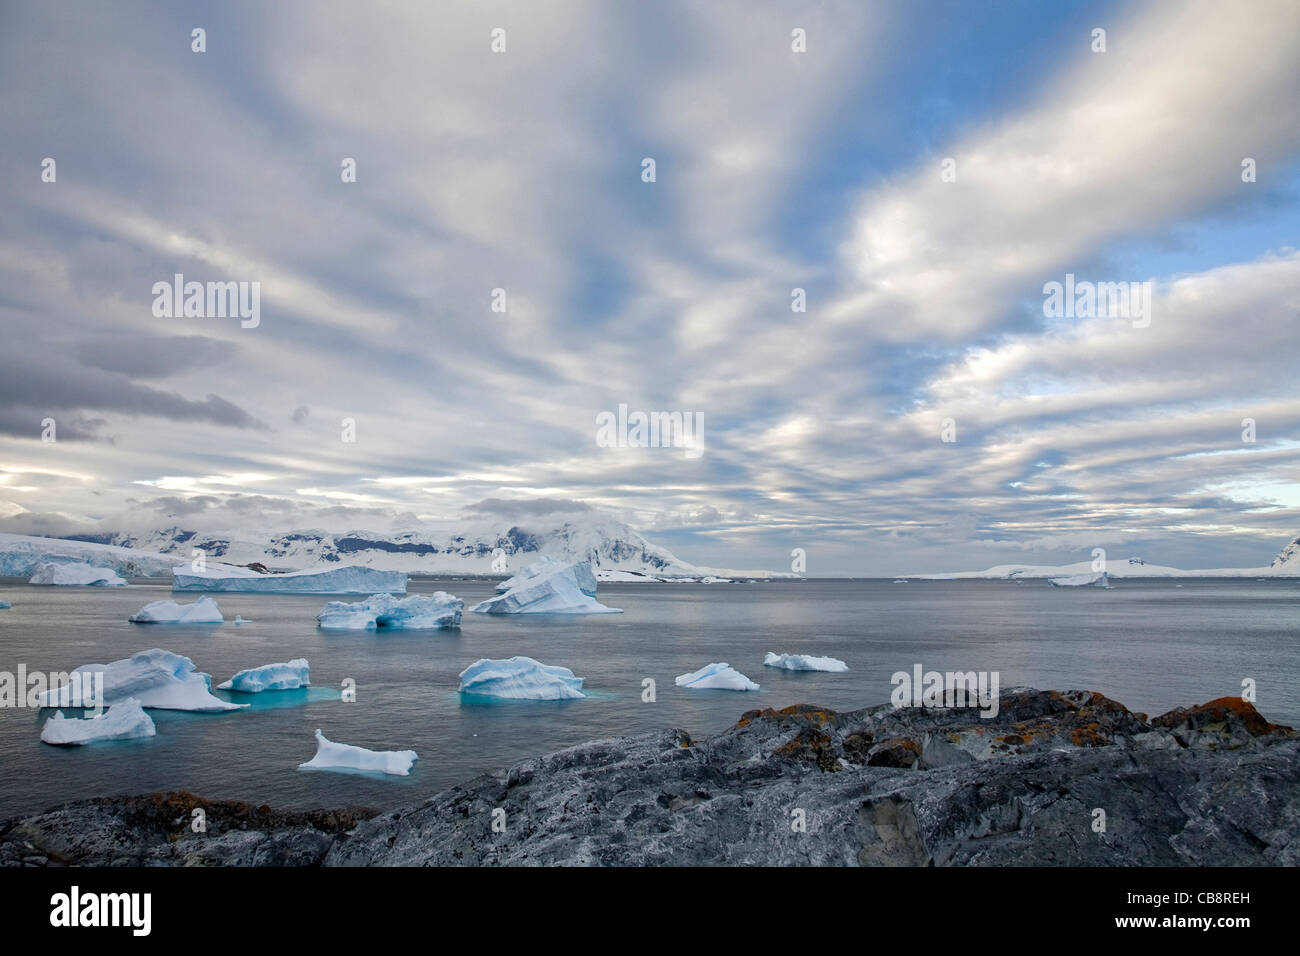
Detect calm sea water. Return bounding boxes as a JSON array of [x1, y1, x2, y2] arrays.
[[1, 577, 1297, 817]]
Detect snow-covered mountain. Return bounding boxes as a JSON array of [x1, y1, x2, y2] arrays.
[[27, 514, 785, 579], [911, 532, 1300, 579]]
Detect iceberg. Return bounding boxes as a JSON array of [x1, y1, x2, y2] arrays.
[[1048, 572, 1112, 588], [28, 561, 126, 587], [40, 698, 156, 746], [457, 656, 586, 700], [218, 658, 310, 692], [675, 662, 760, 691], [474, 558, 621, 615], [38, 648, 246, 712], [316, 592, 463, 630], [0, 600, 9, 609], [172, 563, 406, 594], [0, 532, 176, 578], [496, 554, 598, 595], [700, 575, 733, 584], [298, 729, 417, 776], [763, 652, 849, 673], [129, 596, 224, 624]]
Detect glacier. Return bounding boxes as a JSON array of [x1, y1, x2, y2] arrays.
[[1048, 572, 1112, 588], [474, 558, 621, 615], [218, 659, 310, 692], [129, 596, 224, 624], [316, 591, 462, 630], [29, 561, 126, 587], [298, 729, 417, 776], [457, 656, 586, 700], [0, 532, 175, 577], [38, 649, 246, 712], [675, 662, 760, 691], [40, 698, 156, 746], [763, 652, 849, 673], [173, 563, 407, 594]]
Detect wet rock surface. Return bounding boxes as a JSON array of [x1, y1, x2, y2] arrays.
[[4, 689, 1296, 866]]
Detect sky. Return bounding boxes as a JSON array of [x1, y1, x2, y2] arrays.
[[0, 0, 1298, 576]]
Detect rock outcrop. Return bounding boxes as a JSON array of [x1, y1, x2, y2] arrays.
[[3, 689, 1296, 866]]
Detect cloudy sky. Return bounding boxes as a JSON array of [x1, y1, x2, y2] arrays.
[[1, 0, 1298, 575]]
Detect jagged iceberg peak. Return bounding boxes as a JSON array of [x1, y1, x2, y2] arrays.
[[457, 656, 586, 700], [316, 592, 463, 629], [218, 659, 310, 692], [298, 729, 417, 776], [474, 557, 621, 614], [38, 648, 246, 712], [40, 698, 156, 746], [675, 662, 760, 691], [129, 596, 224, 624], [763, 652, 849, 673], [29, 561, 126, 587]]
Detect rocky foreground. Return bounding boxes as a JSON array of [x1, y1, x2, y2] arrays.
[[3, 688, 1297, 866]]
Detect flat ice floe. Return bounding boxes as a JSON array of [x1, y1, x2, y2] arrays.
[[218, 659, 310, 692], [1048, 572, 1112, 588], [173, 563, 407, 594], [675, 662, 760, 691], [298, 729, 417, 776], [316, 591, 462, 629], [40, 698, 156, 746], [763, 652, 848, 673], [458, 656, 586, 700], [28, 562, 126, 587], [38, 648, 246, 712], [475, 558, 621, 614], [129, 596, 224, 624]]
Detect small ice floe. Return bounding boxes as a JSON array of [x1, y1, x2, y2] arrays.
[[763, 652, 848, 673], [458, 656, 586, 700], [218, 659, 310, 692], [40, 698, 156, 746], [129, 596, 223, 624], [675, 662, 759, 691], [298, 729, 417, 776], [317, 591, 463, 629], [29, 562, 126, 587], [0, 600, 10, 609]]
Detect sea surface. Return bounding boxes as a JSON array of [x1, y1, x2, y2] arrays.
[[1, 577, 1297, 817]]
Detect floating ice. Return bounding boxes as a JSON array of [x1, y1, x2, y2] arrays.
[[763, 652, 849, 673], [316, 591, 462, 629], [298, 729, 417, 776], [38, 648, 246, 712], [475, 558, 620, 614], [700, 575, 733, 584], [40, 698, 156, 746], [173, 563, 407, 594], [458, 656, 586, 700], [218, 658, 310, 692], [29, 562, 126, 587], [129, 596, 224, 624], [0, 600, 9, 609], [1048, 572, 1112, 588], [675, 662, 760, 691]]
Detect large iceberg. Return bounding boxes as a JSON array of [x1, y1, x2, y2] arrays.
[[218, 659, 310, 692], [675, 662, 760, 691], [474, 558, 621, 615], [458, 656, 586, 700], [173, 563, 407, 594], [1048, 572, 1112, 588], [0, 532, 175, 578], [29, 562, 126, 587], [298, 729, 417, 776], [763, 652, 848, 673], [495, 555, 598, 595], [316, 592, 462, 630], [38, 648, 246, 712], [40, 698, 156, 746], [129, 596, 224, 624]]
